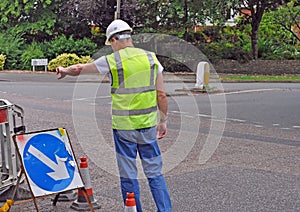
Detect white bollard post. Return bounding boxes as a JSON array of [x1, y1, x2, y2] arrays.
[[195, 62, 210, 89]]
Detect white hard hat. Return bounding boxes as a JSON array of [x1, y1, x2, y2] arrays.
[[105, 19, 133, 45]]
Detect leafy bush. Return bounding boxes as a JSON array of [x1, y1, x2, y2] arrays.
[[43, 36, 98, 60], [21, 42, 45, 70], [72, 38, 99, 56], [48, 53, 94, 71], [198, 42, 251, 63], [0, 54, 6, 70], [0, 33, 24, 70], [191, 10, 298, 61], [256, 8, 299, 60], [80, 56, 94, 64], [258, 38, 300, 60], [260, 7, 298, 46]]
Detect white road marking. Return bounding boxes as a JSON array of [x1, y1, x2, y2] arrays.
[[211, 119, 226, 123], [170, 111, 189, 114], [197, 114, 212, 118], [73, 96, 111, 101], [226, 118, 246, 123], [184, 115, 194, 119], [171, 110, 299, 130], [213, 88, 283, 96], [254, 125, 263, 128]]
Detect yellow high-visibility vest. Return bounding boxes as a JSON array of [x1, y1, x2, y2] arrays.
[[106, 47, 159, 130]]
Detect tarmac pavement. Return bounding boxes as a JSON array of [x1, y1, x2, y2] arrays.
[[0, 71, 299, 212]]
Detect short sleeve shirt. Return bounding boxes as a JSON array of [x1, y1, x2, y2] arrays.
[[94, 55, 164, 74]]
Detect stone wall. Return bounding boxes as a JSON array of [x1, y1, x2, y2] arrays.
[[212, 60, 300, 75]]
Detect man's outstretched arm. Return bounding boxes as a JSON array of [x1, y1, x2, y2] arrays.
[[56, 63, 98, 79]]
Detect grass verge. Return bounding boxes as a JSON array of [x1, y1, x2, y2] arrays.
[[220, 75, 300, 82]]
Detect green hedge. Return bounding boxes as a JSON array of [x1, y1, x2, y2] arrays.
[[0, 33, 98, 70], [0, 33, 24, 70], [43, 35, 98, 60], [21, 42, 45, 70]]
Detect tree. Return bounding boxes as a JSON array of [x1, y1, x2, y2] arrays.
[[236, 0, 290, 59], [135, 0, 207, 38], [67, 0, 136, 38], [271, 0, 300, 42], [56, 0, 93, 39], [0, 0, 60, 42]]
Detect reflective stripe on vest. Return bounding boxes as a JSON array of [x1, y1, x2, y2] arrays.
[[112, 105, 157, 116], [106, 48, 158, 130]]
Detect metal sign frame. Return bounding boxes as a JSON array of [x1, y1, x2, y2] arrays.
[[12, 128, 93, 211]]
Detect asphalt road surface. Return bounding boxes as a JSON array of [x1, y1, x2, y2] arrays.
[[0, 72, 299, 211]]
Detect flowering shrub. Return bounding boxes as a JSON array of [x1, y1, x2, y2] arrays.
[[0, 54, 6, 70], [48, 53, 93, 71]]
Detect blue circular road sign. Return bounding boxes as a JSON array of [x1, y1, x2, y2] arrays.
[[23, 133, 75, 192]]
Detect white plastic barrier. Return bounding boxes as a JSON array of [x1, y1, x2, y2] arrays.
[[0, 99, 25, 195], [195, 62, 210, 89]]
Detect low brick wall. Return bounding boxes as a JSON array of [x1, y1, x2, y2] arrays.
[[212, 60, 300, 75]]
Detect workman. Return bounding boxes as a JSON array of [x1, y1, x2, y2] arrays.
[[56, 19, 172, 212]]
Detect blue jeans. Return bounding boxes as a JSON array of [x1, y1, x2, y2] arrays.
[[113, 127, 172, 212]]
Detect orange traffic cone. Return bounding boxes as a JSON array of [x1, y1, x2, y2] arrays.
[[125, 192, 137, 212], [71, 157, 101, 211]]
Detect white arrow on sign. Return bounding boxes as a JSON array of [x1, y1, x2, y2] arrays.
[[28, 145, 70, 181]]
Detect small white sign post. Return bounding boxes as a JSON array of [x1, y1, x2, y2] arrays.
[[31, 59, 48, 72]]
